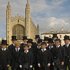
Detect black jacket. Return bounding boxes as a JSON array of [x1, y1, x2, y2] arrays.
[[53, 46, 65, 63], [37, 48, 52, 67], [0, 48, 11, 66], [10, 47, 22, 67], [63, 44, 70, 63], [19, 50, 33, 68]]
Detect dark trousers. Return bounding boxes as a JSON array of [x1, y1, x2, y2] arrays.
[[37, 67, 42, 70], [54, 59, 65, 70], [33, 60, 38, 70], [41, 65, 50, 70], [33, 63, 38, 70], [22, 68, 33, 70], [54, 65, 65, 70], [50, 63, 54, 70]]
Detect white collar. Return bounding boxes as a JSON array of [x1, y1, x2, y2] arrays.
[[37, 46, 41, 49], [2, 48, 7, 51], [66, 44, 69, 47], [13, 44, 15, 46], [29, 46, 31, 49], [56, 45, 60, 48], [15, 47, 20, 51], [24, 50, 29, 53], [41, 48, 46, 52], [18, 47, 20, 50], [49, 46, 53, 48]]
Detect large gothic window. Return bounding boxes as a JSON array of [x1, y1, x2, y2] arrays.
[[12, 24, 25, 40]]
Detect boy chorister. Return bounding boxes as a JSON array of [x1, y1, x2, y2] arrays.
[[0, 40, 11, 70], [37, 42, 52, 70], [19, 44, 33, 70], [11, 41, 22, 70]]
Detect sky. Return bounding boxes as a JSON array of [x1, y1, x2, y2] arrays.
[[0, 0, 70, 38]]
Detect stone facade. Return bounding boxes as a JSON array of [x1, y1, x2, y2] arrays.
[[6, 0, 39, 44]]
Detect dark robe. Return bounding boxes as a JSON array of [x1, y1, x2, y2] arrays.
[[0, 48, 11, 70], [19, 50, 33, 70]]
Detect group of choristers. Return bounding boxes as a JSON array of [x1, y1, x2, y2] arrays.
[[0, 35, 70, 70]]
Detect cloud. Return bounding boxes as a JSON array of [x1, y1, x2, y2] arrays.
[[31, 0, 47, 13], [51, 0, 64, 5], [31, 0, 65, 13], [0, 0, 70, 38], [47, 17, 69, 27], [39, 17, 70, 33]]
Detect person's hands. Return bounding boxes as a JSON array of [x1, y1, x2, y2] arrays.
[[38, 63, 41, 67], [47, 63, 50, 67]]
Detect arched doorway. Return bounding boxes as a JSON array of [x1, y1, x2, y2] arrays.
[[12, 24, 25, 40]]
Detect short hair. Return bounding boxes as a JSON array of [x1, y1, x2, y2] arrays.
[[41, 42, 46, 45], [55, 39, 61, 42]]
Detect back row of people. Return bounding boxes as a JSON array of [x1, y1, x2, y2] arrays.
[[0, 35, 70, 70]]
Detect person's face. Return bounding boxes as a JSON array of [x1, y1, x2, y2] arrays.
[[49, 43, 53, 46], [64, 40, 70, 44], [38, 42, 41, 46], [35, 38, 39, 42], [12, 40, 17, 44], [28, 43, 32, 46], [24, 40, 28, 44], [55, 41, 61, 46], [2, 45, 7, 48], [24, 46, 29, 50], [45, 41, 48, 44], [38, 43, 41, 48], [41, 44, 46, 49], [15, 41, 20, 48]]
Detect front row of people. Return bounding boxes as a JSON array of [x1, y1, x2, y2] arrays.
[[0, 35, 70, 70]]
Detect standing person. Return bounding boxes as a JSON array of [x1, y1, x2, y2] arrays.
[[37, 39, 42, 70], [19, 44, 33, 70], [0, 40, 11, 70], [53, 39, 65, 70], [63, 35, 70, 70], [37, 42, 51, 70], [11, 41, 22, 70], [35, 39, 42, 70], [34, 39, 42, 70], [27, 39, 35, 70], [32, 35, 41, 70], [47, 38, 55, 70]]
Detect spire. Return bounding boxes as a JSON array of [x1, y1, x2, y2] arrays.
[[7, 1, 11, 9], [37, 24, 39, 34], [6, 1, 11, 19], [26, 0, 30, 8], [27, 0, 29, 4], [37, 24, 39, 31], [8, 1, 10, 6], [25, 0, 30, 14], [25, 0, 31, 38], [6, 1, 11, 13]]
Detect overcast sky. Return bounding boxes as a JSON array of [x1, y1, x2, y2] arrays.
[[0, 0, 70, 38]]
